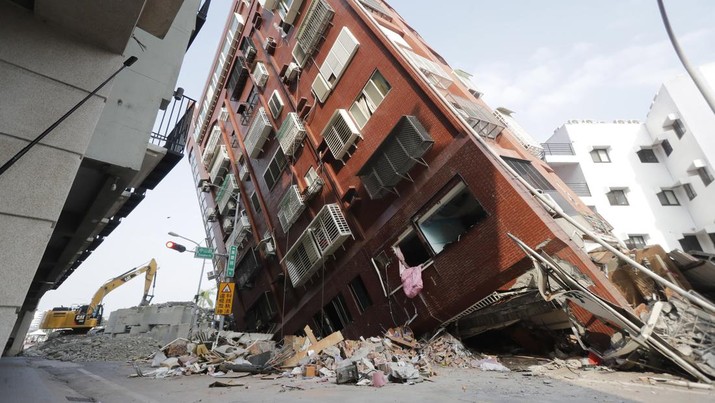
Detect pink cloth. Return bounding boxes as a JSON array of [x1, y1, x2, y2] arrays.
[[393, 246, 423, 298]]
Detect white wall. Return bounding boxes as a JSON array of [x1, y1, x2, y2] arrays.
[[86, 0, 200, 170]]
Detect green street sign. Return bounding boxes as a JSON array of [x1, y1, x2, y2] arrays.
[[194, 246, 214, 259], [226, 245, 238, 277]]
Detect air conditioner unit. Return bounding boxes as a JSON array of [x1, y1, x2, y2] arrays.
[[284, 62, 300, 82], [219, 107, 229, 122], [311, 73, 331, 103], [222, 217, 234, 231], [322, 109, 362, 161], [252, 62, 269, 88], [206, 208, 218, 222], [276, 112, 306, 157]]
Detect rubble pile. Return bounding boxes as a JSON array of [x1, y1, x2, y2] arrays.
[[23, 333, 162, 362], [131, 325, 510, 387]]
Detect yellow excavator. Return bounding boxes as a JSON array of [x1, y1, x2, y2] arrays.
[[40, 259, 158, 332]]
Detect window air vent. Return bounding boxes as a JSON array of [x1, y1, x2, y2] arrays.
[[252, 62, 269, 88], [358, 116, 434, 199], [291, 0, 335, 67], [322, 109, 361, 162], [277, 185, 306, 232], [209, 145, 230, 183], [244, 107, 272, 158], [282, 203, 352, 287], [276, 112, 307, 157]]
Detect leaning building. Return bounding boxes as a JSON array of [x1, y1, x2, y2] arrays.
[[187, 0, 628, 340]]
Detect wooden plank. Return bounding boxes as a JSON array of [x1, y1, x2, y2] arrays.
[[282, 331, 343, 367], [304, 325, 318, 345]]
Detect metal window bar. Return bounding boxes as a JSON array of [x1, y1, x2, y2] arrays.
[[293, 0, 335, 65], [276, 112, 307, 157], [277, 185, 306, 232], [541, 142, 575, 156]]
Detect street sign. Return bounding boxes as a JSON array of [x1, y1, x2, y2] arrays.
[[194, 246, 214, 259], [226, 245, 238, 277], [215, 282, 235, 315]]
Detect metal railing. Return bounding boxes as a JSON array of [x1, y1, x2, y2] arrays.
[[541, 142, 575, 156], [150, 92, 195, 154], [565, 182, 591, 197]]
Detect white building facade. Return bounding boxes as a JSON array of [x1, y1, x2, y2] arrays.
[[544, 65, 715, 253]]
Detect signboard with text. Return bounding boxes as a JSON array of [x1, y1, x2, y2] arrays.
[[194, 246, 214, 259], [215, 282, 235, 315], [226, 245, 238, 277]]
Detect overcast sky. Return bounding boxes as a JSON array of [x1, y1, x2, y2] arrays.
[[37, 0, 714, 322]]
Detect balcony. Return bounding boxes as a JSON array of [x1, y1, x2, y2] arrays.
[[541, 142, 578, 165], [565, 182, 592, 197]]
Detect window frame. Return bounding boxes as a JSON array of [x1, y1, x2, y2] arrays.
[[606, 188, 629, 206], [263, 147, 287, 190], [683, 183, 697, 200], [267, 90, 284, 119], [657, 189, 680, 206], [349, 69, 391, 129], [626, 235, 647, 249], [250, 192, 261, 213], [697, 167, 713, 187], [673, 119, 686, 139], [636, 148, 658, 163], [348, 276, 372, 314], [590, 148, 611, 163], [661, 139, 673, 156]]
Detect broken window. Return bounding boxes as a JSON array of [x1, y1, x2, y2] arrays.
[[661, 139, 673, 156], [697, 167, 713, 187], [503, 157, 554, 190], [416, 181, 487, 254], [637, 148, 658, 163], [395, 230, 431, 267], [590, 148, 611, 163], [683, 183, 697, 200], [313, 293, 352, 337], [625, 235, 647, 249], [679, 235, 702, 252], [348, 276, 373, 313], [606, 189, 629, 206], [657, 189, 679, 206]]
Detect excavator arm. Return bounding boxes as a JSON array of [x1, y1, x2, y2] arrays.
[[86, 258, 158, 317]]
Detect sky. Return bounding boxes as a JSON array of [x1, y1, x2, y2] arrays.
[[36, 0, 714, 321]]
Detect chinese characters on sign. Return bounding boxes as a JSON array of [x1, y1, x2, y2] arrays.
[[215, 282, 235, 315]]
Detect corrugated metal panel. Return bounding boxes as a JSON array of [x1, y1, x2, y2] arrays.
[[358, 116, 434, 199]]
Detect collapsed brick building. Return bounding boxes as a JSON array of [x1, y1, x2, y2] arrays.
[[186, 0, 629, 341]]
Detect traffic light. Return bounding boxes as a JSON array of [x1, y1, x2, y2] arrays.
[[165, 241, 187, 253]]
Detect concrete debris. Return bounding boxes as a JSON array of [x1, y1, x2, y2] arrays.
[[22, 333, 162, 362]]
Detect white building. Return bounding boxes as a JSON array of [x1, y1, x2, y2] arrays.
[[543, 64, 715, 253]]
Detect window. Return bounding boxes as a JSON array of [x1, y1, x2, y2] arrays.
[[313, 293, 353, 337], [683, 183, 697, 200], [319, 27, 359, 86], [657, 189, 679, 206], [263, 148, 287, 190], [348, 276, 372, 313], [503, 157, 555, 190], [349, 70, 391, 129], [250, 192, 261, 213], [637, 148, 658, 163], [416, 181, 488, 254], [673, 119, 686, 139], [625, 235, 647, 249], [396, 230, 431, 267], [590, 148, 611, 163], [679, 235, 702, 252], [697, 167, 713, 187], [268, 90, 284, 119], [661, 139, 673, 156], [606, 189, 629, 206], [305, 166, 319, 187]]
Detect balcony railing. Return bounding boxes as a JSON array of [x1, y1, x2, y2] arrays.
[[541, 142, 575, 156], [150, 95, 195, 154], [565, 182, 591, 197]]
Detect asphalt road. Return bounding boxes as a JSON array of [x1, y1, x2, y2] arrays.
[[0, 357, 712, 403]]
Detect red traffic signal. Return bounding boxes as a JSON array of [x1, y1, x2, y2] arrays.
[[165, 241, 187, 253]]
